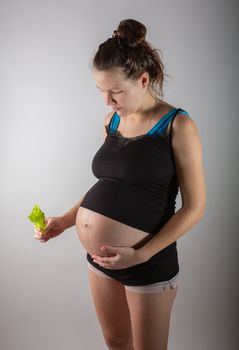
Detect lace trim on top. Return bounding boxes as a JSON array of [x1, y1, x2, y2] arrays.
[[105, 108, 189, 144]]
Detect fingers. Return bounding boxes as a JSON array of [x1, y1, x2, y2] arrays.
[[34, 227, 48, 242], [34, 228, 42, 239], [33, 218, 53, 243]]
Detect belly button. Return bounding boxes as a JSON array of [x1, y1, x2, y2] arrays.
[[84, 223, 89, 227]]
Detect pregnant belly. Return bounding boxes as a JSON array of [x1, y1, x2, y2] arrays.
[[75, 206, 152, 257]]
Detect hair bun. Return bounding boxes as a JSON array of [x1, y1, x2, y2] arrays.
[[93, 18, 166, 99], [116, 19, 146, 48]]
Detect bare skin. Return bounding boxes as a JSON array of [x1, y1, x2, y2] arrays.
[[75, 208, 152, 257]]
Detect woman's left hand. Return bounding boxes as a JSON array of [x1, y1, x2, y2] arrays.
[[91, 245, 145, 269]]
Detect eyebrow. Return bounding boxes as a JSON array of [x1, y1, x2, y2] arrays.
[[96, 85, 121, 90]]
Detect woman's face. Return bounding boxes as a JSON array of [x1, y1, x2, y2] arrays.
[[92, 67, 150, 116]]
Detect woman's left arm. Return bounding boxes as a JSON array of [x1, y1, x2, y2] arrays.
[[137, 114, 207, 261]]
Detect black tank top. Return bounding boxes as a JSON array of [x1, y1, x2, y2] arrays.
[[80, 107, 189, 235]]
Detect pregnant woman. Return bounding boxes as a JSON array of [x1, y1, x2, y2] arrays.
[[34, 19, 206, 350]]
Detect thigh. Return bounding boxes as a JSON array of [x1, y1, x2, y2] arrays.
[[87, 265, 134, 348], [125, 283, 179, 350]]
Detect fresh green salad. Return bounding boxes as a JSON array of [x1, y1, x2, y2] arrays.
[[28, 204, 47, 233]]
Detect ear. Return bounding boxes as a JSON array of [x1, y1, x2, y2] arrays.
[[140, 72, 150, 89]]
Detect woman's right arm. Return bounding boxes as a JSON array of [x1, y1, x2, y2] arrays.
[[35, 112, 114, 242], [60, 194, 86, 230]]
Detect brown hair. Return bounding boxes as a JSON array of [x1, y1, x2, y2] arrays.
[[92, 19, 170, 99]]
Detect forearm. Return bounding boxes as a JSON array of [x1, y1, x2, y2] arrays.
[[60, 194, 85, 230], [138, 206, 205, 261]]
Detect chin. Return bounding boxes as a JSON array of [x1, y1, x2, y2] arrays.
[[116, 108, 127, 116]]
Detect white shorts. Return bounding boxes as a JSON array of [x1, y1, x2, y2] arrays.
[[87, 262, 180, 294]]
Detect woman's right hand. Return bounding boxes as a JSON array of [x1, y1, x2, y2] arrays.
[[34, 216, 66, 243]]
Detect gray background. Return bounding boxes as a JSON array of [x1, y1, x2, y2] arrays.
[[1, 0, 238, 349]]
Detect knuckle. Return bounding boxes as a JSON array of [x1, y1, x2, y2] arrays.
[[34, 232, 42, 238]]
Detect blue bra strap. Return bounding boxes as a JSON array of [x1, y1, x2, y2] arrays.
[[109, 112, 120, 132], [147, 108, 178, 135], [148, 108, 189, 135]]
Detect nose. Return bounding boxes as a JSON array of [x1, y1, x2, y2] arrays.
[[105, 92, 116, 106]]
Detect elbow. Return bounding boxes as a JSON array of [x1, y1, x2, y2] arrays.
[[198, 198, 207, 220], [182, 204, 206, 222], [195, 204, 206, 222], [196, 206, 206, 221]]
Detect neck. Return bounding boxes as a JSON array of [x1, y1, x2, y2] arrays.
[[126, 93, 162, 123]]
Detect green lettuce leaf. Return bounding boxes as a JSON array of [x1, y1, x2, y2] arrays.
[[28, 204, 47, 233]]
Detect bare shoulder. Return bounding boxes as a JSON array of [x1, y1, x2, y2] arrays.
[[172, 112, 201, 151], [102, 111, 115, 141]]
